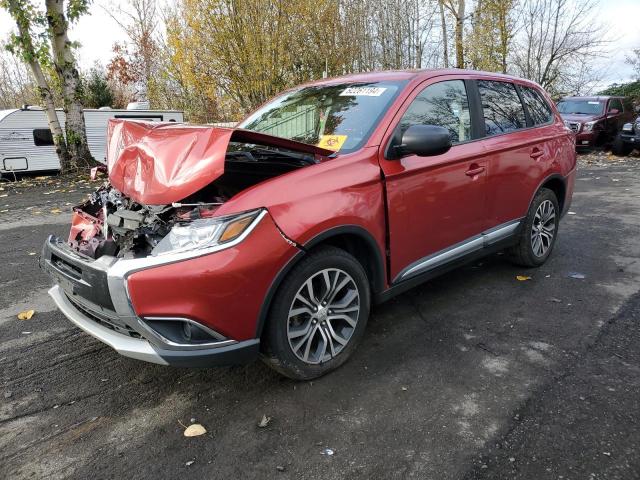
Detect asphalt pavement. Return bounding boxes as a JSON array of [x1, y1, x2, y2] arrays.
[[1, 154, 639, 479]]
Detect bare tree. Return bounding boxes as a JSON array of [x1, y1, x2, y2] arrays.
[[0, 50, 38, 108], [438, 0, 449, 67], [626, 48, 640, 81], [104, 0, 160, 103], [442, 0, 465, 68], [511, 0, 609, 95]]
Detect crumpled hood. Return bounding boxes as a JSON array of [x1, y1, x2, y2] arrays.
[[106, 119, 334, 205]]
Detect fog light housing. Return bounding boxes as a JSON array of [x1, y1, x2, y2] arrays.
[[182, 321, 192, 341], [141, 317, 229, 346]]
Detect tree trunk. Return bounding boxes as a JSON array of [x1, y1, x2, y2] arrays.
[[439, 0, 449, 68], [45, 0, 94, 170], [455, 0, 465, 68], [6, 0, 71, 170]]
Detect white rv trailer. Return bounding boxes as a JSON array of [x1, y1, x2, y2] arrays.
[[0, 106, 183, 174]]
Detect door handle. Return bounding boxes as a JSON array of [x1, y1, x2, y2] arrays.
[[465, 164, 485, 177], [530, 148, 544, 159]]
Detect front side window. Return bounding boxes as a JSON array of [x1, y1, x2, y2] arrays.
[[478, 81, 527, 136], [398, 80, 471, 144], [608, 98, 623, 112], [239, 81, 406, 154], [521, 87, 554, 125]]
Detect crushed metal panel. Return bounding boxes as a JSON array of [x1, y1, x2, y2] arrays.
[[106, 119, 334, 206]]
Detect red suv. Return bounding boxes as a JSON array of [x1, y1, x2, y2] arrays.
[[557, 95, 634, 148], [42, 70, 576, 379]]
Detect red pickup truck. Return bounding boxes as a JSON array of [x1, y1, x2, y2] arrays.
[[42, 69, 576, 379], [557, 95, 635, 149]]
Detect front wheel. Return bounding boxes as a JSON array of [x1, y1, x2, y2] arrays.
[[261, 246, 370, 380], [509, 188, 560, 267]]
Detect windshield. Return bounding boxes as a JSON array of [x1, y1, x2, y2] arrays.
[[238, 81, 406, 154], [557, 100, 603, 115]]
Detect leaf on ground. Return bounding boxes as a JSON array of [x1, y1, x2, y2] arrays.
[[50, 208, 62, 214], [516, 275, 531, 281], [18, 310, 35, 320], [183, 423, 207, 437], [28, 252, 36, 256], [258, 415, 271, 428]]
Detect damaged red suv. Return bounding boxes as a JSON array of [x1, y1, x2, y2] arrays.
[[42, 70, 576, 379]]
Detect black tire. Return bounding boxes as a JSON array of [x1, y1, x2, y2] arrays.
[[612, 134, 633, 156], [260, 246, 370, 380], [508, 188, 560, 267]]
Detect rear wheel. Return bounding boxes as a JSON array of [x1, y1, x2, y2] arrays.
[[509, 188, 559, 267], [261, 246, 370, 380], [612, 134, 633, 156]]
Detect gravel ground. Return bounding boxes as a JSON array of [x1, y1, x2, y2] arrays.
[[1, 153, 639, 479]]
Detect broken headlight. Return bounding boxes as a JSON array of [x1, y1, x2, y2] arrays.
[[151, 209, 263, 257]]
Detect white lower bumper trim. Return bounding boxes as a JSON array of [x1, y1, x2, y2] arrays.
[[48, 285, 168, 365]]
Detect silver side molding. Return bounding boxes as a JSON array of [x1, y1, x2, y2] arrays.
[[396, 219, 522, 282]]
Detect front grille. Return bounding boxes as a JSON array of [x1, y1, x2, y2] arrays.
[[66, 293, 143, 339], [567, 121, 581, 133], [43, 237, 115, 311]]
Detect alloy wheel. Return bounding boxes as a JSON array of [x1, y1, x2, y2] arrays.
[[531, 199, 556, 257], [286, 268, 360, 364]]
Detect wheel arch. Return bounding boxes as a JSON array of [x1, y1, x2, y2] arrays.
[[255, 225, 386, 338], [533, 173, 567, 214]]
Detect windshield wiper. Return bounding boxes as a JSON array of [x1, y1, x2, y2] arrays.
[[250, 147, 317, 165]]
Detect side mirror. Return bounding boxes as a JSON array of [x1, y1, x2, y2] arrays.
[[397, 125, 452, 157]]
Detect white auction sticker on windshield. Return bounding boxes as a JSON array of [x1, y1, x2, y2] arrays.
[[588, 101, 601, 105], [340, 87, 387, 97]]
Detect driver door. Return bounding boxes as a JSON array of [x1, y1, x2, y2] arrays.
[[379, 78, 489, 282]]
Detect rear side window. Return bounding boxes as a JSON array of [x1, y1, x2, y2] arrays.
[[478, 81, 527, 136], [398, 80, 471, 144], [521, 87, 554, 125], [33, 128, 54, 146]]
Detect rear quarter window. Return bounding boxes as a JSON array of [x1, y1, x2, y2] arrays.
[[478, 80, 527, 136], [521, 87, 554, 125]]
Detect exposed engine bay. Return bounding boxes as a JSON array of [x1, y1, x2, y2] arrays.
[[69, 144, 318, 259]]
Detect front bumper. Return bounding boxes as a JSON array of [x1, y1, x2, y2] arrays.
[[575, 131, 596, 147], [619, 133, 640, 145], [48, 284, 259, 366], [41, 210, 296, 367]]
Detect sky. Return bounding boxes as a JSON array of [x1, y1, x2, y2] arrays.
[[1, 0, 639, 89]]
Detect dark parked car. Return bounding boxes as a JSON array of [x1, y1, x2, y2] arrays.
[[613, 110, 640, 155], [557, 96, 635, 149], [42, 69, 576, 379]]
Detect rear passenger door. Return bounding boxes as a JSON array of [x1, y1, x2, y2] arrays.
[[477, 80, 554, 227]]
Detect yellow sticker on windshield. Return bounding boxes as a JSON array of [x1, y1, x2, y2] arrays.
[[317, 135, 347, 152]]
